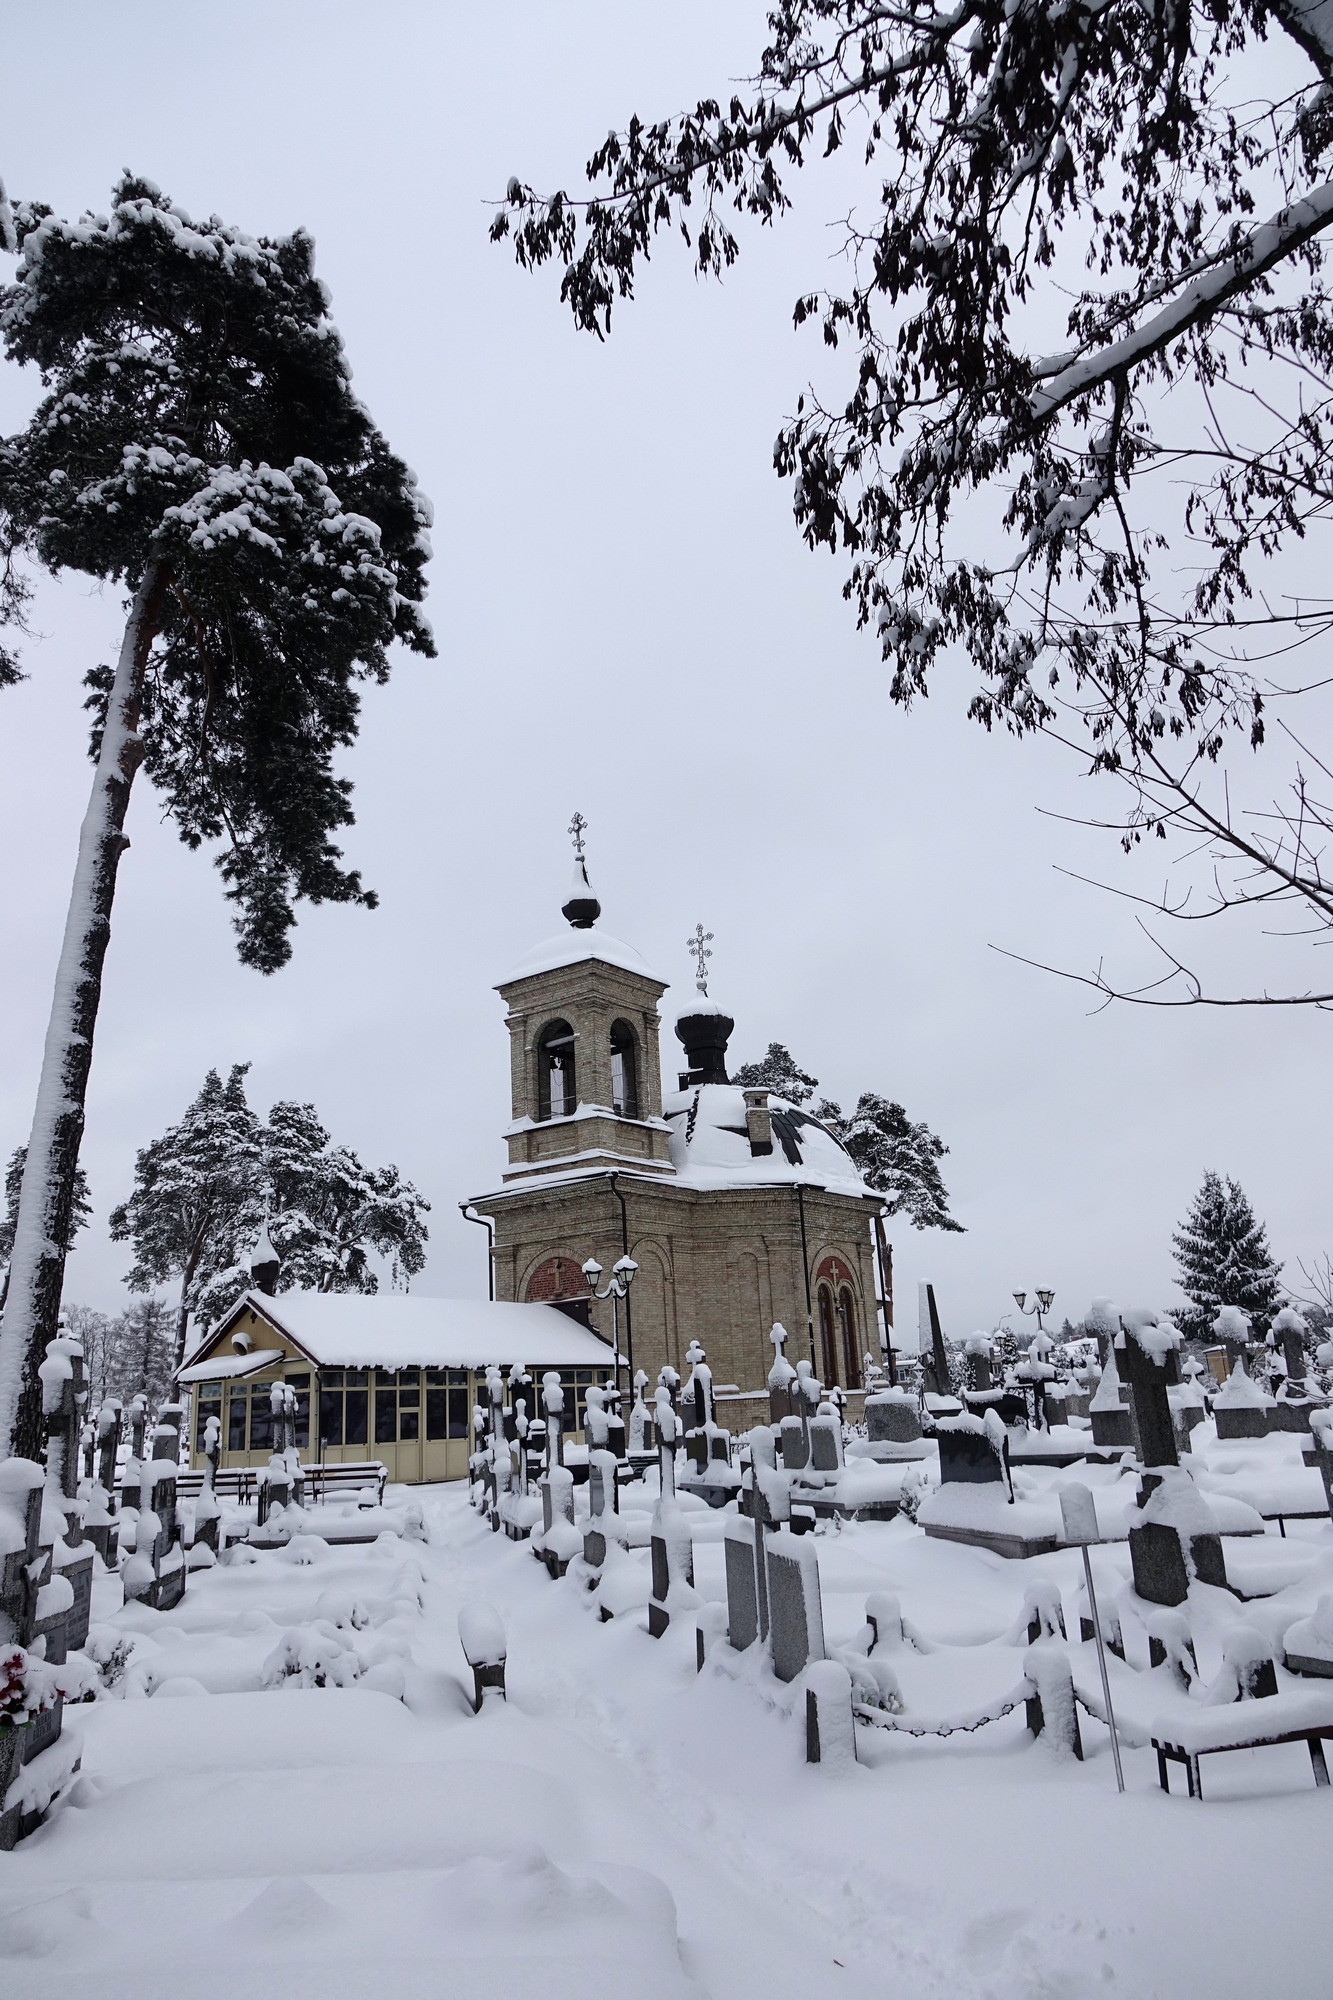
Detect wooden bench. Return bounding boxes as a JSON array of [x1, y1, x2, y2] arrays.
[[1153, 1720, 1333, 1798], [176, 1462, 387, 1507]]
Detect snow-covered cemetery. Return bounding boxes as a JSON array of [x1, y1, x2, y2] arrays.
[[6, 7, 1333, 1998]]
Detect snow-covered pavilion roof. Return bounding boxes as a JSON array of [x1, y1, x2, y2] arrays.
[[498, 923, 665, 988], [179, 1291, 614, 1376]]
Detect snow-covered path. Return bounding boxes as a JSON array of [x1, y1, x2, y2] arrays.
[[3, 1484, 1332, 1998]]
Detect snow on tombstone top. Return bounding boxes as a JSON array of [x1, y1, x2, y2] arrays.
[[1119, 1307, 1181, 1365], [457, 1602, 506, 1668]]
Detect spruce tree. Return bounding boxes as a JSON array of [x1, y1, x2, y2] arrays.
[[0, 176, 433, 1455], [1172, 1171, 1283, 1341], [104, 1297, 176, 1411], [0, 1145, 90, 1310]]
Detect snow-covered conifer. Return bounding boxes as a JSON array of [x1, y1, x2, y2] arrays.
[[730, 1043, 819, 1105], [0, 176, 433, 1454], [104, 1297, 175, 1411], [109, 1065, 264, 1370], [1172, 1171, 1282, 1341], [817, 1093, 963, 1234], [113, 1071, 431, 1359]]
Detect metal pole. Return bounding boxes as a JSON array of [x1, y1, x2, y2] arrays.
[[1082, 1544, 1125, 1794], [608, 1173, 633, 1389], [459, 1203, 495, 1301], [795, 1185, 815, 1365]]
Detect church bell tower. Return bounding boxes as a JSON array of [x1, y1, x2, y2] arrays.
[[495, 822, 674, 1185]]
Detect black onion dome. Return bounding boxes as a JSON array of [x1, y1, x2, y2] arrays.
[[674, 1000, 734, 1085]]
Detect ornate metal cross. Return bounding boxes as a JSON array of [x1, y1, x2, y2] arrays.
[[687, 922, 713, 996], [568, 811, 588, 858]]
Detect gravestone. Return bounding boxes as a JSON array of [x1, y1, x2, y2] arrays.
[[724, 1516, 762, 1650], [805, 1660, 857, 1768], [628, 1370, 655, 1456], [766, 1529, 826, 1683], [809, 1412, 842, 1474], [542, 1371, 565, 1468], [1212, 1357, 1272, 1441], [964, 1334, 994, 1392], [648, 1497, 694, 1639], [779, 1415, 809, 1470], [865, 1390, 923, 1446], [38, 1331, 94, 1653], [768, 1323, 797, 1423], [193, 1413, 223, 1554], [935, 1416, 1009, 1487], [0, 1456, 75, 1850]]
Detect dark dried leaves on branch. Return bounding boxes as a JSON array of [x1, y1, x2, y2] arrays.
[[495, 0, 1333, 1001]]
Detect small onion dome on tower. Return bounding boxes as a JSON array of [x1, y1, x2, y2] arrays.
[[248, 1223, 281, 1298], [561, 853, 602, 930], [674, 997, 735, 1087]]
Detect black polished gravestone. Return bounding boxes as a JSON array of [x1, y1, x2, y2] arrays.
[[1119, 1326, 1226, 1607], [935, 1420, 1011, 1490]]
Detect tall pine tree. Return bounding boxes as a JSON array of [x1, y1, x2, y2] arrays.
[[0, 176, 433, 1456], [112, 1069, 431, 1365], [732, 1043, 962, 1231], [1172, 1171, 1283, 1341]]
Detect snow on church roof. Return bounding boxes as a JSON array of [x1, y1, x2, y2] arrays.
[[183, 1292, 614, 1374], [499, 923, 665, 987], [664, 1085, 879, 1200]]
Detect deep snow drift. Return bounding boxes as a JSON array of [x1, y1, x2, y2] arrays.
[[2, 1457, 1331, 2000]]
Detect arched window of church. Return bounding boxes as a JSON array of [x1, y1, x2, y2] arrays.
[[817, 1283, 838, 1386], [838, 1287, 861, 1389], [610, 1019, 639, 1119], [537, 1020, 576, 1120]]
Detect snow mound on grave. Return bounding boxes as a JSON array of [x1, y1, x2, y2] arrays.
[[1284, 1594, 1333, 1669], [1214, 1358, 1271, 1409]]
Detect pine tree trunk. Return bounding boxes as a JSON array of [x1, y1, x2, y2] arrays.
[[0, 561, 170, 1457]]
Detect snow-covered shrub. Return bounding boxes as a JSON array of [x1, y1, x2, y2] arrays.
[[261, 1625, 360, 1690]]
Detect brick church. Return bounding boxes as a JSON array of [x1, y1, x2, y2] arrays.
[[468, 849, 890, 1419]]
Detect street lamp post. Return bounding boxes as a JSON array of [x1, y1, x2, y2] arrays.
[[583, 1255, 638, 1395], [1013, 1289, 1057, 1431], [1013, 1289, 1056, 1334]]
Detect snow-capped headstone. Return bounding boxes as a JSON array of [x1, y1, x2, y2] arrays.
[[629, 1370, 654, 1455], [648, 1496, 694, 1639], [766, 1530, 825, 1683], [724, 1516, 762, 1651], [1213, 1356, 1271, 1441], [805, 1659, 857, 1769], [458, 1601, 507, 1711], [768, 1323, 797, 1423]]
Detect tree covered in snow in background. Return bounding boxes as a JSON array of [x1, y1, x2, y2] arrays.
[[0, 174, 434, 1456], [818, 1092, 963, 1233], [108, 1065, 264, 1369], [731, 1042, 819, 1105], [496, 0, 1333, 1005], [111, 1064, 430, 1365], [1172, 1169, 1283, 1340], [105, 1297, 175, 1411], [733, 1043, 961, 1230]]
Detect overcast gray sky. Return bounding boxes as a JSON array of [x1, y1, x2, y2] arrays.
[[2, 2, 1328, 1350]]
